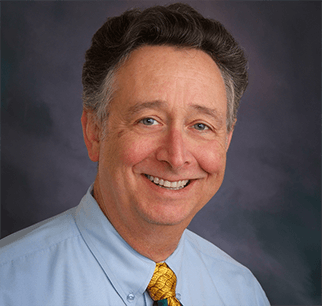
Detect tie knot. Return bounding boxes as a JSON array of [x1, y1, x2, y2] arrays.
[[147, 263, 181, 305]]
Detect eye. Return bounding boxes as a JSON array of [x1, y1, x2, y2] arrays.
[[139, 118, 158, 126], [193, 123, 209, 131]]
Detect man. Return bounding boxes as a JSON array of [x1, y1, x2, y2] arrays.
[[0, 3, 270, 305]]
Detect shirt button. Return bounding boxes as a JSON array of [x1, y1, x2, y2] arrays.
[[176, 293, 181, 300], [127, 293, 135, 302]]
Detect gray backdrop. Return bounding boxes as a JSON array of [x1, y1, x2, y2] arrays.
[[1, 1, 321, 305]]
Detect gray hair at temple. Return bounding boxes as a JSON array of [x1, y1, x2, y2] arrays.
[[82, 3, 248, 132]]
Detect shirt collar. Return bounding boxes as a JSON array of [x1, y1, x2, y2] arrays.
[[165, 230, 185, 295], [75, 185, 185, 303]]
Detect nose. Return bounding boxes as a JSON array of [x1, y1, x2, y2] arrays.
[[156, 128, 192, 170]]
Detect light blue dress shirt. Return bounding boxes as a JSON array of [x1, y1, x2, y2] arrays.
[[0, 186, 270, 306]]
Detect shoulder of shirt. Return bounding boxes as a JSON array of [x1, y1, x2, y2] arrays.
[[184, 229, 253, 274], [182, 230, 270, 303], [0, 207, 80, 266]]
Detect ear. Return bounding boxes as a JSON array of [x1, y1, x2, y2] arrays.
[[81, 109, 101, 162], [225, 120, 236, 152]]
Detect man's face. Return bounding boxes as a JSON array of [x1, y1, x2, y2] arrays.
[[90, 45, 233, 229]]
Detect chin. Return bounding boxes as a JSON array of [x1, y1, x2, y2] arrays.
[[137, 204, 197, 227]]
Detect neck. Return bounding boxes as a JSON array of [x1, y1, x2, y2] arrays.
[[119, 223, 184, 262], [93, 179, 187, 262]]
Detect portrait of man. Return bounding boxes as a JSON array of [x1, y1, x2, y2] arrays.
[[1, 1, 320, 305]]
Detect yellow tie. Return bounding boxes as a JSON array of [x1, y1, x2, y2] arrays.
[[147, 263, 181, 306]]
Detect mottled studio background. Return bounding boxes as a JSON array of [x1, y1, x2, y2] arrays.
[[1, 1, 321, 305]]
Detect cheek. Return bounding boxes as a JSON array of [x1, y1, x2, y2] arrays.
[[118, 135, 159, 166], [193, 143, 227, 174]]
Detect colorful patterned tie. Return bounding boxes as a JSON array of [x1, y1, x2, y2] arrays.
[[147, 262, 182, 306]]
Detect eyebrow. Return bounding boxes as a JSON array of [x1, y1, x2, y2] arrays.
[[126, 100, 166, 116], [189, 104, 224, 127], [126, 100, 224, 126]]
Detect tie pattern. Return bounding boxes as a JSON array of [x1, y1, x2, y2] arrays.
[[147, 263, 181, 306]]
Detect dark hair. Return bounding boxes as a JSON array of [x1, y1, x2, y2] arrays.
[[82, 3, 248, 131]]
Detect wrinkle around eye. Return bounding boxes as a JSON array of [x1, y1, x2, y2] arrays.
[[188, 122, 220, 140]]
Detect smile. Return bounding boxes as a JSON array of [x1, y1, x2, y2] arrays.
[[145, 174, 190, 190]]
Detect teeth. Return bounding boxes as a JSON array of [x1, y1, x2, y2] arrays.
[[164, 181, 171, 187], [146, 175, 189, 190], [171, 181, 177, 188]]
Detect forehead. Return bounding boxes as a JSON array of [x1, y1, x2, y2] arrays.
[[113, 45, 227, 113]]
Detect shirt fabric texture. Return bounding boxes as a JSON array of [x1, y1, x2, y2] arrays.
[[0, 186, 270, 306]]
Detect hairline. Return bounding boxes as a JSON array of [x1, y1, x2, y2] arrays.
[[89, 45, 236, 133]]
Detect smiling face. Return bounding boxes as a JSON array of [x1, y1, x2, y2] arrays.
[[83, 45, 233, 232]]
